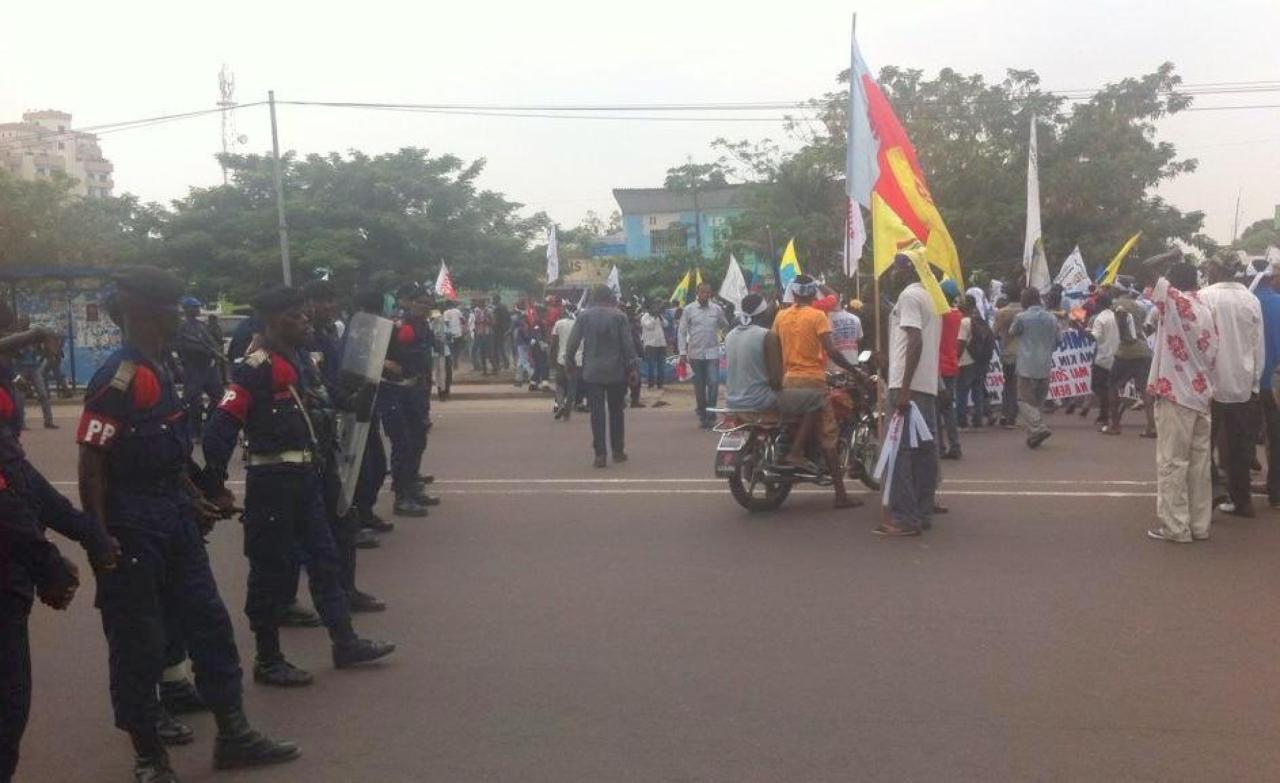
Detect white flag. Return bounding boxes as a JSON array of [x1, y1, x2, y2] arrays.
[[719, 254, 749, 310], [1053, 246, 1089, 293], [606, 265, 621, 300], [545, 225, 559, 283], [1023, 115, 1050, 291], [845, 16, 873, 262]]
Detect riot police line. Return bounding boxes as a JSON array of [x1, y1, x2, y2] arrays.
[[1, 268, 445, 783]]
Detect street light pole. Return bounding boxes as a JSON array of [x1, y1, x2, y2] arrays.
[[268, 90, 291, 286]]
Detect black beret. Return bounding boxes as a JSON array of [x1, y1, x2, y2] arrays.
[[111, 266, 184, 306], [252, 286, 305, 315]]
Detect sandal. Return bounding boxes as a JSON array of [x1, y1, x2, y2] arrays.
[[833, 496, 864, 510], [1139, 430, 1157, 439], [872, 522, 920, 537]]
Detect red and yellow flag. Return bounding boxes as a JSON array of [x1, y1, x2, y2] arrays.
[[847, 29, 962, 291]]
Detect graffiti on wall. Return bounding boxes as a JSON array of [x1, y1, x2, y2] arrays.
[[11, 282, 120, 387]]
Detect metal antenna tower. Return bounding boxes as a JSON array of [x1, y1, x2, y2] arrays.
[[217, 64, 239, 183]]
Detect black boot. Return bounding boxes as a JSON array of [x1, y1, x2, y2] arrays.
[[332, 636, 397, 669], [349, 589, 387, 613], [411, 481, 441, 506], [155, 708, 195, 746], [354, 528, 382, 549], [360, 509, 394, 533], [212, 706, 301, 770], [393, 494, 429, 518], [253, 657, 314, 687], [132, 731, 178, 783], [159, 677, 208, 714], [278, 602, 322, 628]]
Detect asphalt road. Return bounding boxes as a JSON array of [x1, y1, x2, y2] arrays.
[[16, 397, 1280, 782]]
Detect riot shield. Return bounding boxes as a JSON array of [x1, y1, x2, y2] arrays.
[[335, 312, 394, 516]]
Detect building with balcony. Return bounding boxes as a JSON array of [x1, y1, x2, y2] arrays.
[[0, 110, 115, 198], [610, 185, 750, 260]]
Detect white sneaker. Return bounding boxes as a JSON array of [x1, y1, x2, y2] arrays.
[[1216, 502, 1236, 514]]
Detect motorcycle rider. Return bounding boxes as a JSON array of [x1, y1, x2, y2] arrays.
[[724, 294, 783, 412], [771, 275, 864, 509]]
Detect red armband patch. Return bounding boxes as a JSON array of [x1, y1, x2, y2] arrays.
[[131, 365, 161, 409], [269, 354, 298, 391], [217, 384, 252, 423], [397, 324, 416, 344], [77, 412, 122, 448], [0, 387, 15, 424]]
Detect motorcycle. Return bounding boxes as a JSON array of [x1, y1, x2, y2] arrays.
[[712, 351, 883, 512]]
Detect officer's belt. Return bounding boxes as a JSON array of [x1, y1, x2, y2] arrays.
[[247, 449, 314, 467], [383, 375, 423, 388]]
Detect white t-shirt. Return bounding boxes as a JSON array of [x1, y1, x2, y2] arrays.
[[639, 313, 667, 348], [442, 308, 464, 339], [1090, 308, 1119, 370], [552, 317, 583, 366], [957, 316, 974, 367], [888, 283, 941, 395], [827, 309, 862, 369], [1199, 281, 1265, 403]]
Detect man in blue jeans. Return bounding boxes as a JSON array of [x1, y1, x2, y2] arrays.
[[679, 284, 728, 428]]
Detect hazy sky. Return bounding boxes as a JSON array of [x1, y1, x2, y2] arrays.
[[3, 0, 1276, 252]]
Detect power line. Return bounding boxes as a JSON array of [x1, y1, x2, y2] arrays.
[[280, 101, 813, 123], [0, 103, 265, 150]]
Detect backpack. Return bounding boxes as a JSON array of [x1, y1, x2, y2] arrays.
[[968, 317, 996, 367]]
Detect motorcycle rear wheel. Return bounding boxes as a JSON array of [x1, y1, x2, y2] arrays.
[[727, 437, 793, 511]]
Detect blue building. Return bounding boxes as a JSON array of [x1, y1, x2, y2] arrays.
[[610, 185, 749, 260]]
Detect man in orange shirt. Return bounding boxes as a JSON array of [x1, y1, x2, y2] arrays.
[[772, 275, 863, 509]]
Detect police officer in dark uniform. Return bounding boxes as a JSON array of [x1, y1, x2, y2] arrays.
[[175, 296, 225, 437], [0, 319, 110, 783], [379, 285, 439, 517], [301, 280, 384, 611], [77, 267, 298, 782], [203, 286, 394, 689]]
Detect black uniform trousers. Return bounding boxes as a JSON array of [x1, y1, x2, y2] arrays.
[[95, 491, 242, 734], [586, 382, 627, 458], [0, 595, 32, 783], [243, 466, 350, 652], [354, 417, 386, 515], [378, 384, 428, 496]]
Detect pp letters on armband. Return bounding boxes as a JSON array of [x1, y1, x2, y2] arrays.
[[76, 412, 120, 448], [217, 384, 252, 422]]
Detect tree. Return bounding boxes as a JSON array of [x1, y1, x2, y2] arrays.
[[692, 62, 1206, 285], [1238, 218, 1280, 254], [0, 170, 162, 269], [663, 162, 729, 190], [164, 148, 547, 301]]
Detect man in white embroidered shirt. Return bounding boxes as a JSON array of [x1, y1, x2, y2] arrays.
[[1198, 252, 1264, 518], [1144, 251, 1218, 542]]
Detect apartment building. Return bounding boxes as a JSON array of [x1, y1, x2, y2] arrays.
[[0, 109, 114, 197]]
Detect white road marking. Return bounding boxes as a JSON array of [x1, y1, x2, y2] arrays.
[[426, 478, 1155, 486], [429, 488, 1155, 498]]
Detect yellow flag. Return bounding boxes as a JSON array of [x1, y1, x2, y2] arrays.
[[669, 270, 691, 303], [1100, 232, 1142, 286], [884, 147, 964, 290], [695, 268, 704, 288], [872, 194, 948, 315]]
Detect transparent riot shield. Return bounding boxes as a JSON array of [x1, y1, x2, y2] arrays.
[[335, 312, 394, 516]]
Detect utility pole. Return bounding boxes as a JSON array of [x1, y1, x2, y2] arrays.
[[1231, 189, 1243, 244], [268, 90, 291, 286]]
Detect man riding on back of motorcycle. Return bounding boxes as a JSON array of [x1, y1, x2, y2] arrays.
[[771, 276, 865, 510]]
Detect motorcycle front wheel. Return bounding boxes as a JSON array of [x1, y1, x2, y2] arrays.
[[848, 421, 882, 491], [727, 436, 793, 512]]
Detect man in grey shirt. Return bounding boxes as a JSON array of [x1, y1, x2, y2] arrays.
[[567, 285, 639, 468], [1010, 286, 1061, 448], [679, 284, 729, 428]]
